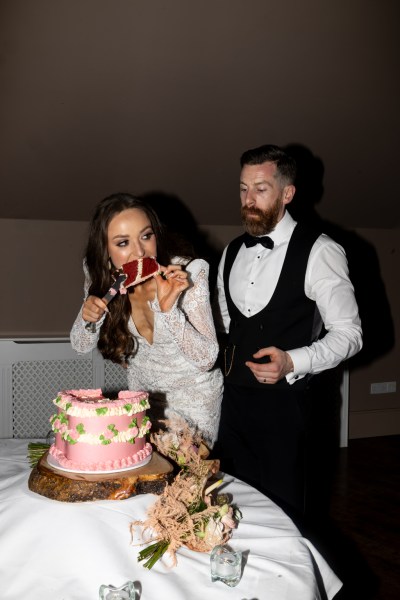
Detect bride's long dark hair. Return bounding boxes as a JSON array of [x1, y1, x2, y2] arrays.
[[85, 193, 172, 365]]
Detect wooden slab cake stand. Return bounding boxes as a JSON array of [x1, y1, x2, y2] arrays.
[[28, 450, 174, 502]]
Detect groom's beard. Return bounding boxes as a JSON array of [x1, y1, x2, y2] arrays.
[[241, 196, 281, 236]]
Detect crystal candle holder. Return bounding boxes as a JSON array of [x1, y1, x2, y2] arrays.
[[99, 581, 138, 600], [210, 544, 242, 587]]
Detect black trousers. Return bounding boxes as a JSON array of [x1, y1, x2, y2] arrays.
[[216, 382, 310, 518]]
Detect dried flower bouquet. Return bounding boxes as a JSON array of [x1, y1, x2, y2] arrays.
[[130, 417, 241, 568]]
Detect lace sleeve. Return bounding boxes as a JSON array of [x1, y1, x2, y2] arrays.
[[151, 259, 219, 370], [69, 265, 103, 354]]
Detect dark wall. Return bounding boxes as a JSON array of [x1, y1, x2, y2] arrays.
[[0, 0, 399, 228]]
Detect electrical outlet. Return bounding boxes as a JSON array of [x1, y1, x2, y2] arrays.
[[370, 381, 397, 394]]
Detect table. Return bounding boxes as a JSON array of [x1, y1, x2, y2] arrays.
[[0, 439, 342, 600]]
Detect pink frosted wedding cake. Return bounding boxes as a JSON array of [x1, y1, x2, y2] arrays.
[[48, 389, 152, 472]]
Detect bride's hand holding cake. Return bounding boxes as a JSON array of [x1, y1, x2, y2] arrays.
[[154, 263, 189, 313]]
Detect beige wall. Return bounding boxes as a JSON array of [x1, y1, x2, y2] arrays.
[[1, 218, 398, 438], [0, 219, 88, 337]]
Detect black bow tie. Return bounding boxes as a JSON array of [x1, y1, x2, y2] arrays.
[[243, 232, 274, 249]]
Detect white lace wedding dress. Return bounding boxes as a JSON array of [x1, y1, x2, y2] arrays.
[[70, 258, 223, 445]]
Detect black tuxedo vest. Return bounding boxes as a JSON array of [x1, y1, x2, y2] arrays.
[[223, 224, 321, 390]]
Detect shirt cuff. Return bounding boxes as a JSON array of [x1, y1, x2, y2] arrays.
[[285, 348, 311, 385]]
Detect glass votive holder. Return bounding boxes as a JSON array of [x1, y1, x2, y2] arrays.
[[210, 544, 242, 587], [99, 581, 138, 600]]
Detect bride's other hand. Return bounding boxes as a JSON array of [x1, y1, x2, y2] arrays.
[[154, 264, 189, 312]]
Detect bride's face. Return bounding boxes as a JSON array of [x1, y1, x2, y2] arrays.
[[107, 208, 157, 269]]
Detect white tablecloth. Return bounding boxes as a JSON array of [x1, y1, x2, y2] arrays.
[[0, 439, 342, 600]]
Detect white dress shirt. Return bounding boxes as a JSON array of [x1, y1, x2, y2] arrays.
[[214, 211, 362, 384]]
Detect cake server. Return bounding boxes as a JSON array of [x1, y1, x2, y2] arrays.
[[84, 271, 127, 332]]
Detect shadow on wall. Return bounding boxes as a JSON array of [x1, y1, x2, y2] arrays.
[[284, 142, 395, 500], [141, 191, 222, 293], [284, 142, 395, 369]]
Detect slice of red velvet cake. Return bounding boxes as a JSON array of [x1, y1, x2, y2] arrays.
[[120, 256, 161, 291]]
